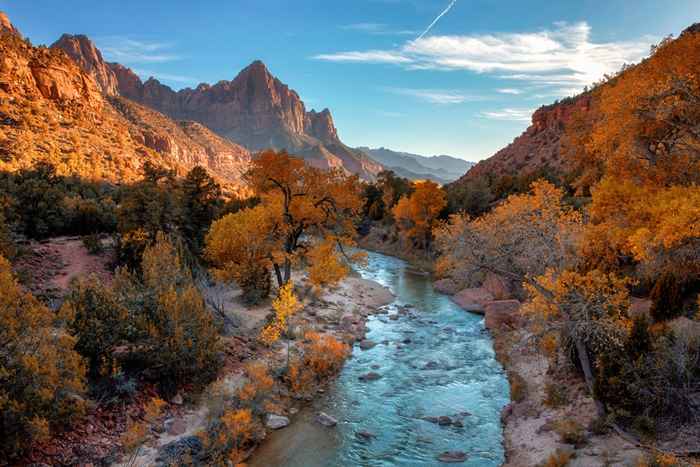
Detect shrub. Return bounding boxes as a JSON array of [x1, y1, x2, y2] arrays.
[[508, 371, 527, 403], [287, 332, 350, 394], [650, 272, 685, 322], [542, 449, 573, 467], [544, 382, 568, 408], [0, 256, 86, 458], [63, 276, 128, 379], [554, 418, 587, 447], [135, 238, 222, 392], [81, 233, 103, 254], [199, 408, 259, 466]]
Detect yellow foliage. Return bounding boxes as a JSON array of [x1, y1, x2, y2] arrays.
[[0, 255, 86, 457], [307, 239, 350, 292], [238, 361, 274, 402], [259, 282, 302, 346], [393, 180, 447, 249]]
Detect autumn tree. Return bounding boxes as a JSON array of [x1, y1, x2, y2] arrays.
[[436, 180, 582, 291], [206, 150, 363, 299], [392, 180, 447, 250], [0, 255, 86, 458]]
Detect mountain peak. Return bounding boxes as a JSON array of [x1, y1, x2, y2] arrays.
[[51, 33, 119, 95], [0, 11, 20, 37]]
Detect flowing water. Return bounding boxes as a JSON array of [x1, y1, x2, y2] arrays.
[[252, 251, 509, 466]]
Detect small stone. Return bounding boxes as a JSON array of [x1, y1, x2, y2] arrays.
[[316, 412, 338, 427], [453, 420, 464, 428], [438, 416, 452, 426], [289, 407, 299, 415], [356, 430, 375, 441], [389, 314, 399, 321], [266, 414, 290, 430], [171, 393, 184, 405], [422, 416, 439, 423], [359, 372, 382, 382], [166, 418, 187, 436], [437, 451, 468, 463], [359, 339, 377, 350]]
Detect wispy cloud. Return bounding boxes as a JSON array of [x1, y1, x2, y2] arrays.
[[417, 0, 458, 40], [341, 23, 417, 36], [497, 88, 523, 95], [314, 50, 412, 64], [96, 36, 182, 63], [387, 87, 486, 104], [314, 22, 652, 97], [480, 108, 533, 122], [132, 69, 199, 85]]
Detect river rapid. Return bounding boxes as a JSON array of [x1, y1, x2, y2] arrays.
[[251, 250, 509, 466]]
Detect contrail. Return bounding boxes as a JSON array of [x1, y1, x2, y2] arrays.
[[417, 0, 458, 40]]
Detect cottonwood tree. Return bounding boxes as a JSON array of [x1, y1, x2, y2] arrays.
[[206, 150, 363, 300], [436, 180, 582, 290], [392, 180, 447, 250]]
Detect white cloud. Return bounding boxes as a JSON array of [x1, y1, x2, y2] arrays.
[[387, 87, 485, 104], [314, 22, 652, 96], [497, 88, 522, 95], [96, 37, 182, 63], [480, 108, 534, 122], [313, 50, 412, 64]]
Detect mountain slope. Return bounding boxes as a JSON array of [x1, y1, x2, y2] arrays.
[[103, 59, 383, 180], [357, 146, 474, 183], [0, 23, 250, 190]]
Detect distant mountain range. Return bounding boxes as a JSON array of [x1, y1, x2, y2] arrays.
[[357, 147, 474, 184]]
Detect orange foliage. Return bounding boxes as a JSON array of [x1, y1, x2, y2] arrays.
[[288, 331, 350, 394], [393, 180, 447, 249]]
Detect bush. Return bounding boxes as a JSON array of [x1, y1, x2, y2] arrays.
[[650, 272, 685, 322], [125, 233, 221, 392], [63, 276, 128, 379], [541, 449, 573, 467], [508, 371, 527, 403], [81, 233, 103, 254], [554, 418, 587, 447], [288, 332, 350, 394], [0, 256, 86, 458], [544, 382, 568, 408]]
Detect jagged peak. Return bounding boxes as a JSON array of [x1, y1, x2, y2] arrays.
[[0, 11, 21, 37]]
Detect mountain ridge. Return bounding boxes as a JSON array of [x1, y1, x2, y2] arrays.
[[357, 146, 474, 183]]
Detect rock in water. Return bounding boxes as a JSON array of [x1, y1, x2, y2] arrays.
[[316, 412, 338, 427], [266, 414, 290, 430], [437, 451, 468, 463], [359, 339, 376, 350], [358, 372, 382, 382], [356, 430, 375, 441]]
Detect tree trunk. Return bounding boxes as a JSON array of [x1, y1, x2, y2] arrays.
[[273, 263, 284, 289], [283, 258, 291, 285], [574, 338, 605, 416]]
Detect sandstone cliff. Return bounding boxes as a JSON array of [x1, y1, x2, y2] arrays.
[[1, 15, 250, 191], [457, 95, 592, 183], [50, 34, 119, 96], [105, 60, 383, 179]]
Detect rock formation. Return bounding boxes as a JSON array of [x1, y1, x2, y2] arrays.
[[456, 95, 591, 183], [106, 60, 383, 179], [1, 13, 250, 191], [51, 34, 119, 96]]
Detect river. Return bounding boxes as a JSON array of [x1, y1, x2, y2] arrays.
[[251, 250, 509, 466]]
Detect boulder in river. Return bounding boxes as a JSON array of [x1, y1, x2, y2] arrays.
[[438, 451, 468, 463], [438, 416, 452, 426], [356, 430, 376, 441], [316, 412, 338, 427], [266, 414, 290, 430], [451, 288, 494, 313], [359, 372, 382, 382], [359, 339, 376, 350]]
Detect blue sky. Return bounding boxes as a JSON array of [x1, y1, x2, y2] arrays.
[[2, 0, 698, 161]]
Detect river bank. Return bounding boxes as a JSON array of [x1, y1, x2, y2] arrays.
[[443, 282, 647, 466], [115, 272, 395, 466]]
